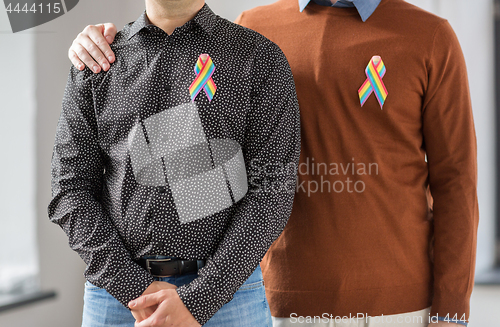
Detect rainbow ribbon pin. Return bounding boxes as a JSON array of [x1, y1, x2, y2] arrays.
[[189, 54, 217, 102], [358, 56, 388, 109]]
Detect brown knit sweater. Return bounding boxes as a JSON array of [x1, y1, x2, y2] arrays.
[[236, 0, 478, 322]]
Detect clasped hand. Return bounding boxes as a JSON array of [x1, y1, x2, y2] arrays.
[[128, 281, 201, 327]]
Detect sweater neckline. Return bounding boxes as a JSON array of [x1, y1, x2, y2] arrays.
[[303, 1, 361, 16], [296, 0, 389, 18]]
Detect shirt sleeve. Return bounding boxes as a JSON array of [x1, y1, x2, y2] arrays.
[[48, 66, 155, 309], [176, 40, 301, 325], [422, 21, 479, 323]]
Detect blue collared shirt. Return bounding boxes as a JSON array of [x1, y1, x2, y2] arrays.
[[298, 0, 381, 22]]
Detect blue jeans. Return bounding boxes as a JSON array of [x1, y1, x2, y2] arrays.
[[81, 265, 272, 327]]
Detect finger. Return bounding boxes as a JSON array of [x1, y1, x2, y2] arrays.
[[71, 42, 101, 73], [132, 306, 156, 323], [135, 301, 169, 327], [79, 27, 111, 71], [68, 49, 85, 71], [131, 309, 143, 322], [129, 291, 164, 310], [95, 23, 117, 64], [103, 23, 118, 44], [87, 24, 116, 67], [131, 308, 148, 321]]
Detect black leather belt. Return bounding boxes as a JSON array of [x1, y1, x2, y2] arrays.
[[136, 256, 205, 277]]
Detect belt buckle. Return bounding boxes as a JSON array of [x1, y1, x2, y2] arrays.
[[145, 257, 172, 276]]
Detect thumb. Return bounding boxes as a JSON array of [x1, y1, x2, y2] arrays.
[[129, 291, 163, 310]]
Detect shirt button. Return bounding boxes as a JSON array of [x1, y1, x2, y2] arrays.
[[159, 186, 167, 193], [164, 85, 171, 92]]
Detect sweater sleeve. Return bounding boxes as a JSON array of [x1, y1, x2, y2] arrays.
[[176, 40, 301, 325], [48, 66, 155, 309], [422, 21, 478, 324]]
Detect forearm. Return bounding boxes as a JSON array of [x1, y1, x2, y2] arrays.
[[422, 21, 478, 323], [48, 66, 154, 308], [48, 190, 154, 306], [176, 186, 296, 324]]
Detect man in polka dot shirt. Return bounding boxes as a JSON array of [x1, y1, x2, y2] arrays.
[[67, 0, 479, 327], [50, 0, 300, 326]]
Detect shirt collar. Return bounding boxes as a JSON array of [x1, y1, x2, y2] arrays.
[[298, 0, 381, 22], [128, 3, 216, 40]]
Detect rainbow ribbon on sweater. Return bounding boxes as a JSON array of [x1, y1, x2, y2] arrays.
[[189, 54, 217, 102], [358, 56, 388, 109]]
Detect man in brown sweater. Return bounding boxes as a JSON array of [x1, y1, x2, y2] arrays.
[[67, 0, 478, 326]]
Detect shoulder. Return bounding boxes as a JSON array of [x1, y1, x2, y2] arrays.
[[212, 15, 288, 63], [383, 1, 460, 53], [212, 15, 276, 50], [108, 23, 133, 50], [235, 0, 291, 30], [380, 0, 449, 36], [387, 0, 445, 21]]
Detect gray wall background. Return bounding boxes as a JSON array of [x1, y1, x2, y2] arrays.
[[0, 0, 496, 326]]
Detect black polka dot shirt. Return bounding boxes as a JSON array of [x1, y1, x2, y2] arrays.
[[48, 4, 300, 325]]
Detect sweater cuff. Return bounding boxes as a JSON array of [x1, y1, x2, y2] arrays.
[[105, 260, 155, 309], [430, 290, 470, 325], [176, 274, 231, 325]]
